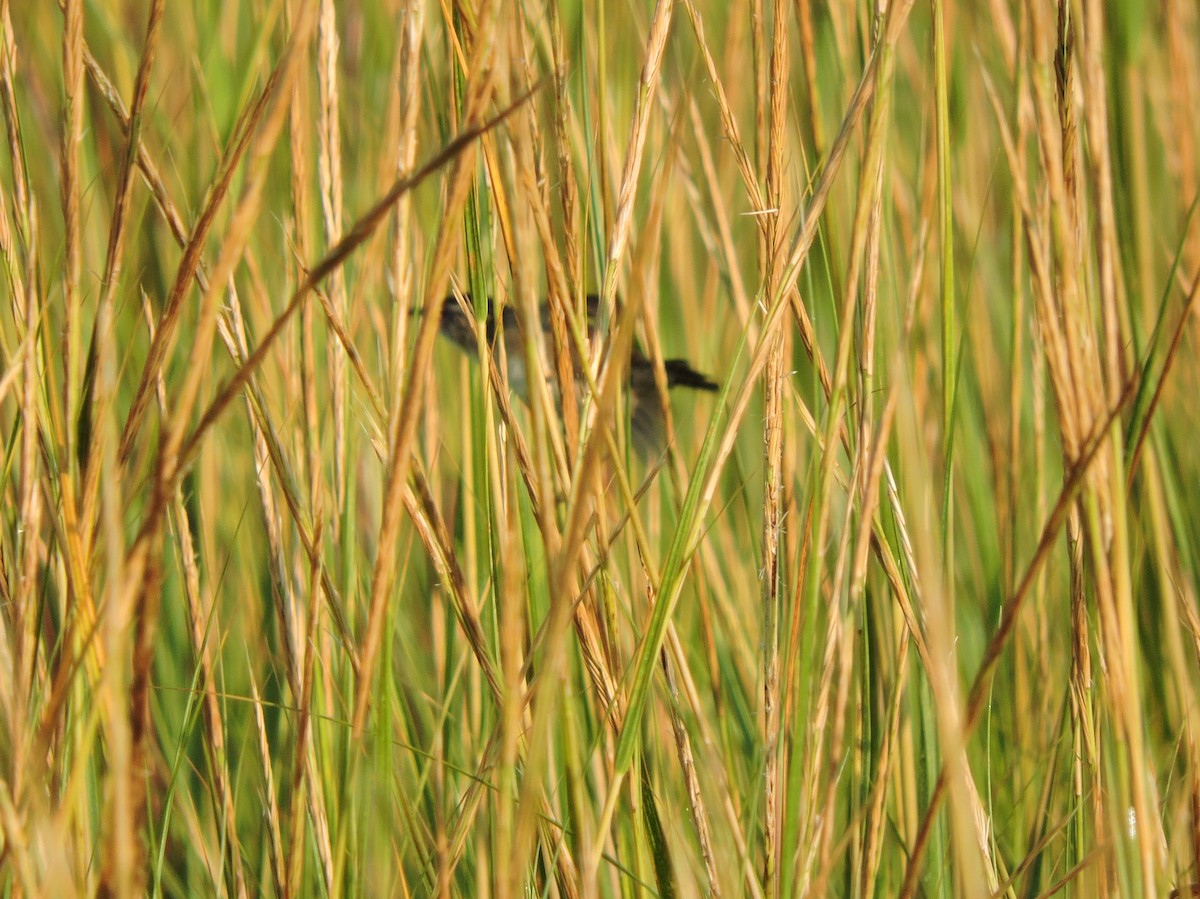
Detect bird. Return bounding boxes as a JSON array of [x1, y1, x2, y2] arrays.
[[435, 292, 718, 454]]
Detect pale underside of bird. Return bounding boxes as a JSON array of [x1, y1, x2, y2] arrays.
[[436, 293, 718, 454]]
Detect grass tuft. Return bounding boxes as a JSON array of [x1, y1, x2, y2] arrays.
[[1, 1, 1199, 896]]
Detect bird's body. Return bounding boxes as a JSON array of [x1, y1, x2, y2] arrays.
[[437, 293, 717, 453]]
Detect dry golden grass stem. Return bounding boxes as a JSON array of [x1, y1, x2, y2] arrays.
[[316, 0, 348, 520], [0, 1, 32, 247], [285, 529, 326, 896], [710, 0, 916, 883], [671, 84, 817, 843], [1030, 3, 1100, 458], [494, 360, 527, 899], [248, 669, 288, 895], [273, 12, 362, 779], [60, 0, 83, 468], [759, 0, 789, 892], [284, 0, 320, 555], [1164, 0, 1200, 268], [1003, 10, 1032, 603], [749, 0, 766, 178], [490, 86, 579, 879], [387, 0, 426, 398], [547, 2, 583, 304]]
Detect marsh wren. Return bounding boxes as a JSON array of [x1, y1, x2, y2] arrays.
[[436, 293, 718, 454]]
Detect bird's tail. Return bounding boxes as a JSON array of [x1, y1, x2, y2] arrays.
[[664, 358, 719, 392]]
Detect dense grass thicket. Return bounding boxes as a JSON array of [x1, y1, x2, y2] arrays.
[[2, 0, 1199, 895]]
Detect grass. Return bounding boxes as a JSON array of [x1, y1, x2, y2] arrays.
[[1, 0, 1199, 896]]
